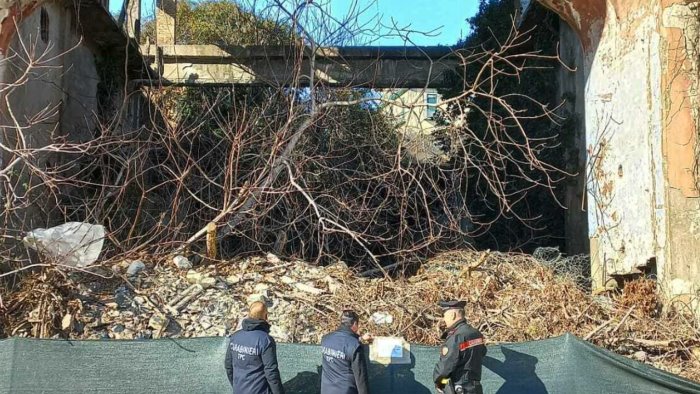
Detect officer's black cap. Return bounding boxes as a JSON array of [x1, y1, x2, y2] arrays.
[[438, 300, 466, 310]]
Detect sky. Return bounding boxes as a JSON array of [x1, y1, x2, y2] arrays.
[[319, 0, 479, 45], [109, 0, 479, 46]]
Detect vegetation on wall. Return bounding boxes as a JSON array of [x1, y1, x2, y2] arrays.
[[140, 0, 293, 45]]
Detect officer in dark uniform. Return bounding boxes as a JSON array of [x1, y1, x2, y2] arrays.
[[320, 309, 373, 394], [225, 301, 285, 394], [433, 300, 486, 394]]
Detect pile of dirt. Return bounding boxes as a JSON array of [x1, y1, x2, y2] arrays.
[[2, 250, 699, 381]]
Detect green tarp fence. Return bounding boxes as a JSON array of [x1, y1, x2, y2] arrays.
[[1, 333, 699, 393]]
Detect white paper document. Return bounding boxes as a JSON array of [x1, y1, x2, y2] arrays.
[[375, 337, 404, 358], [369, 336, 411, 365]]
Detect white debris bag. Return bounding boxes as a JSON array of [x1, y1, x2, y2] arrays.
[[22, 222, 105, 267], [370, 311, 394, 325]]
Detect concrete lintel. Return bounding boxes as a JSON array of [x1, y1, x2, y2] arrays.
[[142, 44, 457, 60], [138, 44, 460, 88]]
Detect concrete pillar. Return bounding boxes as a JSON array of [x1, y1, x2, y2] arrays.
[[156, 0, 176, 45], [538, 0, 700, 299], [662, 1, 699, 199], [659, 0, 700, 301], [124, 0, 140, 41], [583, 0, 668, 289], [558, 21, 589, 256]]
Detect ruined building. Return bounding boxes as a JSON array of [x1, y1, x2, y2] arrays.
[[1, 0, 699, 303], [518, 0, 699, 301]]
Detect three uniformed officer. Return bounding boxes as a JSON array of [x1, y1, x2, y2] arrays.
[[225, 301, 285, 394], [433, 300, 487, 394], [320, 309, 373, 394]]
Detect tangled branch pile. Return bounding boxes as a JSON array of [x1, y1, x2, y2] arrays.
[[3, 250, 699, 381], [0, 0, 572, 279]]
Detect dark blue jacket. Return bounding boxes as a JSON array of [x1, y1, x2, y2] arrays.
[[320, 326, 369, 394], [225, 318, 285, 394]]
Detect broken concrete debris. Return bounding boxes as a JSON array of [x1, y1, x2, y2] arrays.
[[266, 253, 282, 264], [6, 251, 700, 381], [294, 282, 325, 295], [200, 277, 216, 289], [246, 293, 268, 305], [126, 261, 146, 277], [173, 255, 192, 270], [148, 315, 168, 331], [61, 314, 73, 331], [633, 351, 648, 362], [186, 270, 203, 284]]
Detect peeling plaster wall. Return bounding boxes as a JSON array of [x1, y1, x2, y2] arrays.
[[666, 189, 700, 299], [660, 0, 700, 302], [0, 1, 100, 229], [3, 3, 99, 139], [0, 0, 39, 101], [0, 0, 38, 55], [539, 0, 607, 51], [662, 1, 699, 198], [585, 2, 667, 288], [541, 0, 700, 298]]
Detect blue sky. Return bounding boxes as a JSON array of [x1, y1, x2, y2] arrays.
[[318, 0, 479, 45], [110, 0, 479, 46]]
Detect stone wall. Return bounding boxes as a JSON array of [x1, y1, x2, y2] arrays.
[[0, 1, 100, 229]]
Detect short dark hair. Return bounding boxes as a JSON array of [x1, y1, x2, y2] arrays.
[[340, 309, 359, 327]]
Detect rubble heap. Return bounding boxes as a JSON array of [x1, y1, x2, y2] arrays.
[[2, 250, 700, 381]]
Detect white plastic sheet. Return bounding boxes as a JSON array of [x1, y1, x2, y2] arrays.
[[370, 311, 394, 325], [22, 222, 105, 267]]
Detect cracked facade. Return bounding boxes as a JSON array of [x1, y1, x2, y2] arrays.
[[535, 0, 700, 303]]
